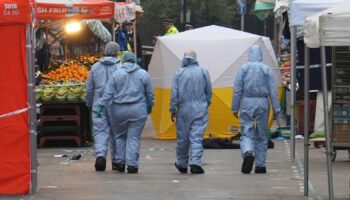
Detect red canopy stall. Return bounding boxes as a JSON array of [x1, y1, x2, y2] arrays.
[[35, 0, 115, 20], [0, 0, 32, 195]]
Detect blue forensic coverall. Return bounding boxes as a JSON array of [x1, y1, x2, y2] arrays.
[[86, 57, 120, 161], [98, 61, 154, 167], [170, 56, 212, 168], [231, 45, 281, 168]]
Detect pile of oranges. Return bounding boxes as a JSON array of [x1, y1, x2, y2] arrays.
[[41, 64, 89, 81]]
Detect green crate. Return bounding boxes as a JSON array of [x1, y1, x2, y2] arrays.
[[277, 127, 291, 138]]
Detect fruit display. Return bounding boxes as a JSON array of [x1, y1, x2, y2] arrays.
[[280, 59, 291, 86], [41, 63, 89, 81], [36, 81, 86, 103], [76, 55, 100, 69]]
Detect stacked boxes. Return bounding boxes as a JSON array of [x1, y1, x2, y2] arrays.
[[39, 103, 85, 147], [332, 47, 350, 145]]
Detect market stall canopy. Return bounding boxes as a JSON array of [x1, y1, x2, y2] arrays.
[[304, 1, 350, 48], [274, 0, 289, 17], [289, 0, 343, 26], [149, 25, 282, 139], [254, 0, 275, 21], [0, 0, 32, 24], [35, 0, 115, 20], [319, 1, 350, 47]]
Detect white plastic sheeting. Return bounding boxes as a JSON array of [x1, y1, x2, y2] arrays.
[[81, 20, 111, 43]]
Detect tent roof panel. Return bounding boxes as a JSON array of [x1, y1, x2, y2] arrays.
[[290, 0, 343, 26], [304, 1, 350, 47], [320, 1, 350, 46]]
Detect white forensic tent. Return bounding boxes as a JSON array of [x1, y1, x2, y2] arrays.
[[149, 25, 282, 139]]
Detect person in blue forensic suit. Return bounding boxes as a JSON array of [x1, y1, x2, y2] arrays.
[[170, 50, 212, 174], [86, 42, 121, 171], [232, 45, 281, 174], [96, 52, 154, 174]]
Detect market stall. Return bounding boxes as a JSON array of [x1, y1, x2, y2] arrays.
[[303, 2, 350, 199], [34, 0, 115, 147], [0, 0, 33, 194], [289, 0, 345, 199]]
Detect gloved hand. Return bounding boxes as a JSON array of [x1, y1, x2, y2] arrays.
[[171, 112, 176, 123], [147, 105, 152, 115], [137, 58, 142, 64], [95, 105, 104, 118]]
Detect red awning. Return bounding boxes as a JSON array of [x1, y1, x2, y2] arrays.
[[35, 0, 115, 20]]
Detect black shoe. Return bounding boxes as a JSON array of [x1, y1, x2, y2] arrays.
[[112, 162, 117, 171], [112, 162, 125, 172], [255, 166, 266, 174], [95, 156, 106, 171], [127, 166, 138, 173], [190, 165, 205, 174], [175, 163, 187, 174], [116, 163, 126, 172], [241, 152, 254, 174]]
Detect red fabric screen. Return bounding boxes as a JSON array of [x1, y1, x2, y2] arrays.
[[0, 25, 30, 194], [0, 0, 31, 25]]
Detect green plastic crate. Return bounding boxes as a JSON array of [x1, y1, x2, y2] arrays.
[[277, 127, 291, 138]]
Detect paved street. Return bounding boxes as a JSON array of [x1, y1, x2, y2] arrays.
[[1, 119, 349, 200]]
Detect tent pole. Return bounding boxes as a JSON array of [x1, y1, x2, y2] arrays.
[[26, 24, 37, 194], [133, 19, 137, 58], [273, 14, 278, 55], [303, 45, 310, 196], [290, 25, 296, 164], [111, 18, 116, 42], [321, 46, 334, 200], [241, 14, 244, 31]]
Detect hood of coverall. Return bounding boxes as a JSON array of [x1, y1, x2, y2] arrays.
[[121, 63, 140, 73], [248, 45, 263, 62], [181, 56, 199, 68], [99, 57, 119, 66]]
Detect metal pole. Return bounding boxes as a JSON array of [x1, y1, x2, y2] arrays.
[[206, 0, 209, 25], [290, 25, 296, 164], [321, 46, 334, 200], [273, 15, 278, 54], [111, 18, 116, 42], [133, 19, 137, 58], [183, 0, 187, 25], [26, 24, 37, 194], [303, 45, 310, 196], [241, 14, 244, 31]]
